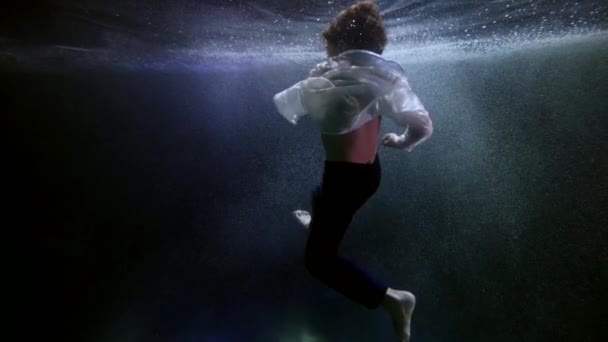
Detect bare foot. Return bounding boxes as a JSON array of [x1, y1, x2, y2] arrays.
[[292, 210, 311, 229], [382, 288, 416, 342]]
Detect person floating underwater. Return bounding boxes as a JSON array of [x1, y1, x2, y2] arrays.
[[272, 1, 433, 341]]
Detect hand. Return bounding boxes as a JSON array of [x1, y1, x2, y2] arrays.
[[382, 132, 421, 152], [381, 132, 406, 149]]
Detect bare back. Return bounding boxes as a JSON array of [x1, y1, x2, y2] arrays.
[[321, 116, 382, 164]]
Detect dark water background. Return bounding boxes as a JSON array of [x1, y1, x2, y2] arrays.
[[3, 1, 608, 341], [6, 33, 607, 342]]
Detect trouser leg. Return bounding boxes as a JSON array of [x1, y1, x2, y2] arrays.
[[304, 186, 388, 309]]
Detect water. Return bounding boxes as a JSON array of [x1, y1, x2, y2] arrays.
[[4, 1, 607, 341]]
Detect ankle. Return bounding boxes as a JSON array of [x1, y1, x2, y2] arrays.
[[382, 288, 397, 308]]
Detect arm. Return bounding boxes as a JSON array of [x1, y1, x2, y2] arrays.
[[273, 80, 309, 125], [273, 77, 375, 127], [378, 77, 433, 152], [382, 109, 433, 152]]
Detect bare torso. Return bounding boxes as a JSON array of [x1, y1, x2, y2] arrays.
[[321, 116, 382, 164]]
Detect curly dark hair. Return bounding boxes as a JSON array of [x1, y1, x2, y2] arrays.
[[322, 0, 388, 56]]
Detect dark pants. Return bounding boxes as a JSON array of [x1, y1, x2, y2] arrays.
[[304, 153, 388, 309]]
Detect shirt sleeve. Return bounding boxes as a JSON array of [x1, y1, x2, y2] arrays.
[[273, 77, 340, 125], [377, 76, 433, 151], [378, 77, 427, 124], [273, 80, 308, 125]]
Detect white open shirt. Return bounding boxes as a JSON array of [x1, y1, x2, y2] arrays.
[[273, 49, 431, 138]]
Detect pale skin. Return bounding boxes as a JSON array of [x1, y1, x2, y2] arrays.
[[294, 73, 423, 341]]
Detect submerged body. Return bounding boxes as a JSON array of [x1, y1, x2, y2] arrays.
[[274, 48, 431, 342]]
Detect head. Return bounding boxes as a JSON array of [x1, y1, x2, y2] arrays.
[[322, 0, 387, 58]]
